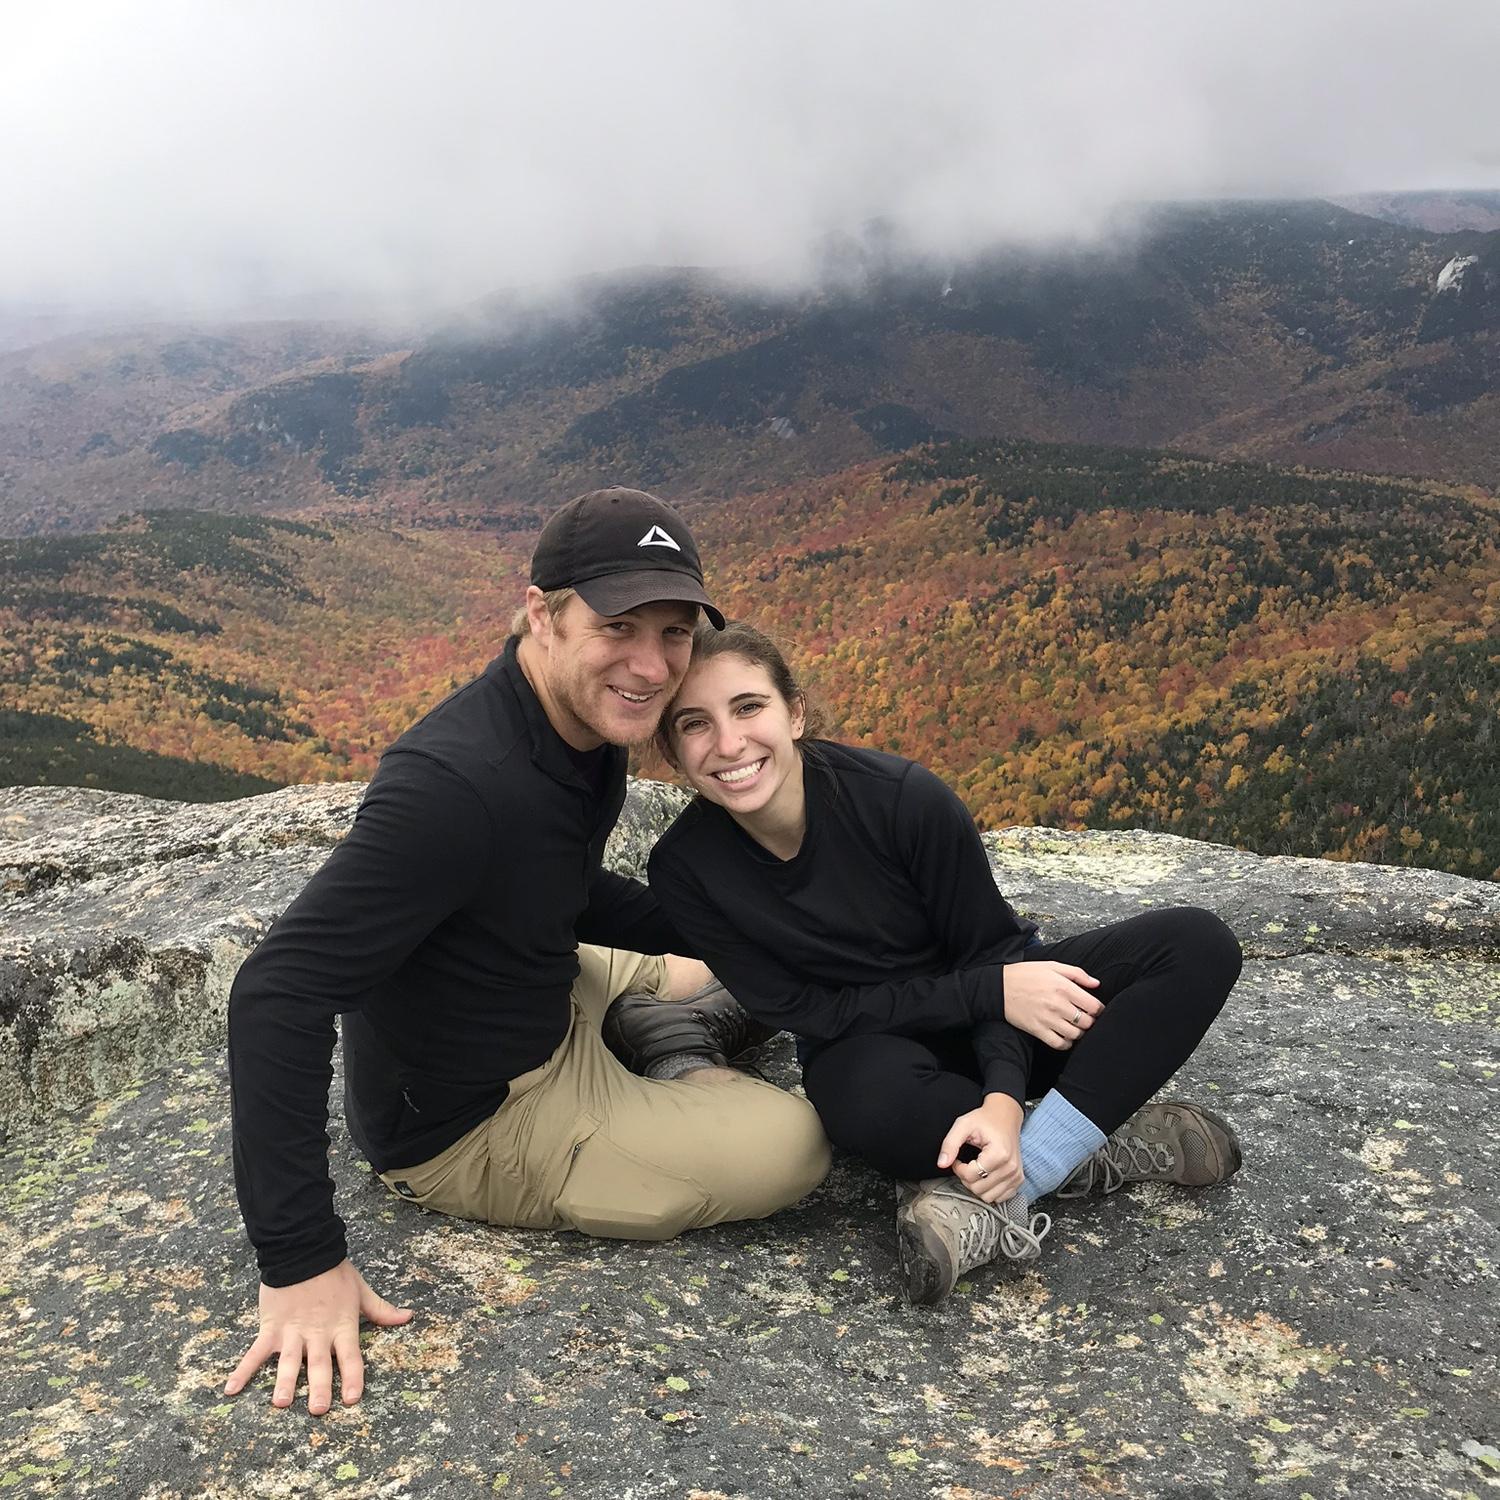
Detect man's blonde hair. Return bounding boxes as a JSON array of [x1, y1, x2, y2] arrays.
[[509, 587, 577, 640]]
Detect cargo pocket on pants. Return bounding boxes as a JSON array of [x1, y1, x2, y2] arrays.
[[555, 1131, 711, 1241], [483, 1107, 601, 1230]]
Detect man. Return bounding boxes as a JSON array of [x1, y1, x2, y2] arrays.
[[223, 488, 830, 1414]]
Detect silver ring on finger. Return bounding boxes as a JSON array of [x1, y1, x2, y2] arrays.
[[1071, 1008, 1081, 1024], [977, 1167, 989, 1179]]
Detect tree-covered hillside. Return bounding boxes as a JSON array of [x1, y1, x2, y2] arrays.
[[708, 441, 1500, 878], [0, 510, 525, 787], [2, 440, 1496, 878]]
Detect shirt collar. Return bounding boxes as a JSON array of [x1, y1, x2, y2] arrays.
[[492, 637, 625, 793]]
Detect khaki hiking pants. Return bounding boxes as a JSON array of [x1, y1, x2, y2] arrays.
[[379, 945, 830, 1239]]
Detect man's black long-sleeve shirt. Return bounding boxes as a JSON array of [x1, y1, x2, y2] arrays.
[[648, 742, 1038, 1097], [228, 640, 683, 1287]]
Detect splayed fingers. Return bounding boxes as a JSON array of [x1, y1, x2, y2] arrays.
[[224, 1260, 412, 1413]]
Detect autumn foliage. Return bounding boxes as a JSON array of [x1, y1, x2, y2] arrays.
[[700, 442, 1499, 877], [2, 438, 1497, 878]]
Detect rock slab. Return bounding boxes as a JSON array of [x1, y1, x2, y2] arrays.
[[0, 783, 1496, 1498], [0, 779, 683, 1131]]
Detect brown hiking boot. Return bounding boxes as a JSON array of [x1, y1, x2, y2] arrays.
[[895, 1178, 1052, 1306], [601, 979, 777, 1075], [1057, 1098, 1242, 1198]]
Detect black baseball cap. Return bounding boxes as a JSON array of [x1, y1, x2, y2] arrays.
[[530, 487, 725, 629]]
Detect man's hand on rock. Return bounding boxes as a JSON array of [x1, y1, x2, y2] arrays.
[[223, 1259, 413, 1414]]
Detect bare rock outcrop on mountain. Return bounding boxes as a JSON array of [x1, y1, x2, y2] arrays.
[[1, 781, 1495, 1498], [0, 779, 679, 1130]]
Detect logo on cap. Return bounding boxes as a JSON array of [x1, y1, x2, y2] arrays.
[[637, 525, 682, 551]]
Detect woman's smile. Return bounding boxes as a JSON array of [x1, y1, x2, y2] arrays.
[[711, 757, 768, 787], [666, 653, 807, 847]]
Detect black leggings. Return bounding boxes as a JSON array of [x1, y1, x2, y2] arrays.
[[801, 906, 1243, 1183]]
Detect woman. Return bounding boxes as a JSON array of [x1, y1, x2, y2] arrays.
[[642, 621, 1244, 1304]]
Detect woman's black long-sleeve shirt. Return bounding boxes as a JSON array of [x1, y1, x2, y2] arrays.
[[648, 741, 1038, 1095], [228, 641, 683, 1287]]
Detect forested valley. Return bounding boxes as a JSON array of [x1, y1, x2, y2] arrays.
[[4, 436, 1495, 877]]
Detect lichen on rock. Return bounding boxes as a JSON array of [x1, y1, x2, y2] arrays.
[[0, 781, 1496, 1497]]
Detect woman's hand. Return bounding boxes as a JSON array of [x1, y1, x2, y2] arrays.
[[937, 1093, 1024, 1203], [1002, 960, 1103, 1050]]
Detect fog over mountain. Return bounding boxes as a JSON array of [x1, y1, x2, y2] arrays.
[[5, 0, 1499, 322]]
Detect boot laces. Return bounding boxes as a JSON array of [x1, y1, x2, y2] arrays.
[[1063, 1133, 1175, 1196], [928, 1182, 1052, 1269], [691, 985, 775, 1059], [993, 1207, 1052, 1264]]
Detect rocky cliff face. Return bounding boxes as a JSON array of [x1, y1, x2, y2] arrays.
[[1, 781, 1495, 1497], [0, 780, 687, 1130]]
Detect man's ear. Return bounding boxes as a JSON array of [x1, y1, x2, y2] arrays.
[[524, 586, 554, 646]]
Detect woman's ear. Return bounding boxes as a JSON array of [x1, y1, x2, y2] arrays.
[[791, 694, 807, 740]]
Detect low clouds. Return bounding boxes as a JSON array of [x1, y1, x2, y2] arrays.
[[4, 0, 1498, 320]]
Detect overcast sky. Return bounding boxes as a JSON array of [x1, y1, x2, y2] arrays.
[[5, 0, 1499, 321]]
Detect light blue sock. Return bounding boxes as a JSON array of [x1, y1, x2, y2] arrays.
[[1020, 1090, 1107, 1203]]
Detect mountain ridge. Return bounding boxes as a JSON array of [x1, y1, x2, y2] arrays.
[[3, 200, 1496, 536]]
